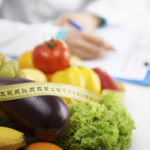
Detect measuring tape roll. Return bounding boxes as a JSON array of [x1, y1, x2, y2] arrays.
[[0, 82, 101, 103]]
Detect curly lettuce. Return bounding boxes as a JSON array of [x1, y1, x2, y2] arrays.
[[57, 92, 135, 150]]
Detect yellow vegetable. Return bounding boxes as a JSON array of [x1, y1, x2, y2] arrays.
[[51, 66, 85, 88], [51, 66, 101, 95], [21, 68, 47, 82], [0, 52, 5, 67], [116, 81, 125, 92], [70, 54, 84, 67], [52, 66, 101, 93], [79, 67, 101, 94], [18, 50, 34, 69], [0, 126, 25, 150]]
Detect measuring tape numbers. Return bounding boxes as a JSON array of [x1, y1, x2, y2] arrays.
[[0, 82, 101, 103]]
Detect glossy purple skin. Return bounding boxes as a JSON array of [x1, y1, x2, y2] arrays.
[[0, 77, 69, 141]]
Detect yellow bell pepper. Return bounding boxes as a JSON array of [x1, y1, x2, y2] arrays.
[[79, 67, 101, 94], [51, 66, 85, 88], [51, 66, 101, 94]]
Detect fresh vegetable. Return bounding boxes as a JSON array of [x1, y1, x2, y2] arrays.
[[80, 67, 101, 93], [51, 66, 85, 88], [25, 142, 63, 150], [70, 54, 84, 67], [0, 52, 5, 67], [51, 66, 101, 104], [51, 66, 101, 94], [21, 68, 48, 82], [93, 68, 120, 91], [0, 54, 24, 78], [0, 60, 24, 78], [16, 71, 25, 78], [18, 50, 34, 69], [116, 81, 125, 91], [0, 62, 16, 77], [0, 77, 69, 141], [57, 92, 135, 150], [0, 126, 25, 150], [32, 39, 70, 73]]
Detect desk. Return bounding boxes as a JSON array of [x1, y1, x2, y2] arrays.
[[123, 83, 150, 150]]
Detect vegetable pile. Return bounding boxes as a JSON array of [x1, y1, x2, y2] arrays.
[[0, 39, 135, 150], [57, 92, 135, 150]]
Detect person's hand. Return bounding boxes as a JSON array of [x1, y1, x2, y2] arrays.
[[56, 13, 114, 60], [66, 29, 114, 60], [56, 13, 101, 31]]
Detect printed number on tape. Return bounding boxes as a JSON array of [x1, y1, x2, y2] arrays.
[[0, 82, 101, 103]]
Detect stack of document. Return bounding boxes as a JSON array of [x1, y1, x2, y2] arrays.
[[84, 27, 150, 86]]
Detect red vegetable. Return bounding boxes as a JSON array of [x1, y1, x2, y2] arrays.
[[93, 68, 120, 91], [32, 39, 70, 73]]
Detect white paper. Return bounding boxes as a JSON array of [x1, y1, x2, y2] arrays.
[[84, 27, 150, 80]]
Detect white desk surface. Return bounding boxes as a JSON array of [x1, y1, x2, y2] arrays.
[[123, 83, 150, 150]]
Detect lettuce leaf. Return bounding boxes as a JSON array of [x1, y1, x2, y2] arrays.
[[57, 92, 135, 150]]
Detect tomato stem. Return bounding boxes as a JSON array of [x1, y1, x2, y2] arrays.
[[47, 39, 55, 49], [47, 43, 55, 49]]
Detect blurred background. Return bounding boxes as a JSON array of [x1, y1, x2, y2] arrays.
[[0, 0, 150, 150], [1, 0, 149, 83]]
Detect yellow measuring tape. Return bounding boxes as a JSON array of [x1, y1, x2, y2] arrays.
[[0, 82, 101, 103]]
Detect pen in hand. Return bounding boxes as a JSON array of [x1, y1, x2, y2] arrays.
[[70, 20, 83, 30], [66, 20, 114, 59], [69, 20, 114, 51]]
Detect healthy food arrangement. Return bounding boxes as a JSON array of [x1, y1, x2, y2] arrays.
[[0, 39, 134, 150]]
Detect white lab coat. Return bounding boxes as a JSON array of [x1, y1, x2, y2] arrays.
[[0, 0, 149, 56], [0, 0, 149, 25]]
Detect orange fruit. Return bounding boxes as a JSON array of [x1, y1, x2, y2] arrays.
[[18, 50, 34, 69], [25, 142, 63, 150]]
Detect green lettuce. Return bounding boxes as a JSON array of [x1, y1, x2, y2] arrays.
[[57, 92, 135, 150]]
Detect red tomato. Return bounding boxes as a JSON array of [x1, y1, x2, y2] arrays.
[[32, 39, 70, 73]]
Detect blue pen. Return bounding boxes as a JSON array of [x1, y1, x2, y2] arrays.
[[70, 18, 107, 30], [70, 20, 83, 30]]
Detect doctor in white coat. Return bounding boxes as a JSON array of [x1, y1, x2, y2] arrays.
[[0, 0, 148, 59]]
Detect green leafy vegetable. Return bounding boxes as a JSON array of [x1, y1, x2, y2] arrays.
[[57, 92, 135, 150]]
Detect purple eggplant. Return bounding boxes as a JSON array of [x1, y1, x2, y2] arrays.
[[0, 77, 69, 141]]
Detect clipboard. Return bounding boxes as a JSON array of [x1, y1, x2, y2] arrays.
[[115, 70, 150, 86]]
